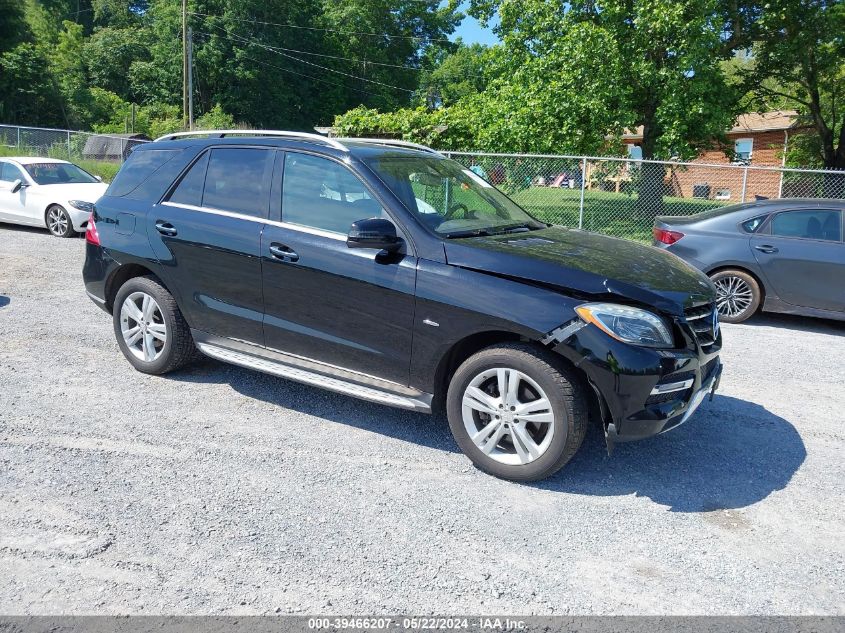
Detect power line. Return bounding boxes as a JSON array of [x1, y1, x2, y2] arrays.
[[189, 11, 455, 44], [240, 56, 386, 98], [202, 28, 427, 72], [194, 28, 416, 93]]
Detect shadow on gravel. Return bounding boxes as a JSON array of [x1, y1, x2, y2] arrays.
[[167, 361, 805, 510], [169, 357, 460, 453], [0, 295, 9, 309], [740, 313, 845, 337], [535, 394, 806, 512]]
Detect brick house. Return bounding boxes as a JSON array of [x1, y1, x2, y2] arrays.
[[622, 110, 804, 201]]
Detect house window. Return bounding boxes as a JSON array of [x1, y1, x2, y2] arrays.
[[627, 144, 643, 160], [734, 138, 753, 162], [715, 189, 731, 200]]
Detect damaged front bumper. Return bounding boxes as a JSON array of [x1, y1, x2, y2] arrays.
[[549, 315, 722, 450]]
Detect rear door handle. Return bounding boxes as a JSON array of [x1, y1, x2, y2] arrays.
[[269, 242, 299, 263], [155, 220, 177, 236], [754, 245, 778, 254]]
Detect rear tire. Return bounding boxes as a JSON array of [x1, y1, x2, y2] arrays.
[[446, 343, 588, 482], [709, 269, 761, 324], [112, 276, 195, 374]]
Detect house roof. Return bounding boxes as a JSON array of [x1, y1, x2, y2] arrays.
[[622, 110, 800, 141]]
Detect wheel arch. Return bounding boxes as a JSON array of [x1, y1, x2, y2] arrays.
[[104, 263, 165, 313], [431, 330, 592, 413], [704, 264, 767, 303]]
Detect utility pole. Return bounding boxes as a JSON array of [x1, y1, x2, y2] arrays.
[[182, 0, 188, 129], [187, 27, 194, 130]]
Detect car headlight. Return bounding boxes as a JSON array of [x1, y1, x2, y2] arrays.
[[575, 302, 674, 348], [68, 200, 95, 212]]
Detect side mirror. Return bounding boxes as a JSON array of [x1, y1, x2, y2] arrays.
[[347, 217, 402, 252], [11, 179, 24, 194]]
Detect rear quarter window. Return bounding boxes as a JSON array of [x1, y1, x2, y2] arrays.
[[107, 149, 182, 197], [741, 214, 768, 233]]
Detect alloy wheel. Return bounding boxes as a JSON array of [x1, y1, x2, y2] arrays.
[[461, 367, 555, 466], [714, 275, 753, 319], [119, 292, 167, 362], [47, 207, 69, 236]]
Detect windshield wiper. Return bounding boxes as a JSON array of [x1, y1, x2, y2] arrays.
[[443, 228, 493, 239], [490, 222, 542, 235]]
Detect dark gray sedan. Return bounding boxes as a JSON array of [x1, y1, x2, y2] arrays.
[[653, 199, 844, 323]]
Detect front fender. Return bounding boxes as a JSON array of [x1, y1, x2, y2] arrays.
[[409, 258, 580, 392]]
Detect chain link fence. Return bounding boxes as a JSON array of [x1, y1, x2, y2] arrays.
[[444, 151, 845, 242], [0, 124, 151, 181], [4, 125, 844, 243]]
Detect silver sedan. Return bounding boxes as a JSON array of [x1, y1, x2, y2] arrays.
[[653, 199, 844, 323]]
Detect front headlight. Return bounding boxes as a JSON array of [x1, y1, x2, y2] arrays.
[[575, 302, 674, 348], [68, 200, 95, 212]]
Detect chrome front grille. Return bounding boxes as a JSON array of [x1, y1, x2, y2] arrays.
[[684, 302, 719, 348]]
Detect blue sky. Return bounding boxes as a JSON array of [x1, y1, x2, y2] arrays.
[[451, 2, 499, 46]]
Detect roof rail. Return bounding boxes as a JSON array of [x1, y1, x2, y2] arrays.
[[153, 129, 348, 151], [339, 138, 445, 158]]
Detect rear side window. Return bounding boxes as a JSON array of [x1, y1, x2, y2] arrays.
[[168, 152, 209, 207], [202, 148, 273, 217], [771, 209, 841, 242], [108, 149, 182, 197], [741, 214, 767, 233]]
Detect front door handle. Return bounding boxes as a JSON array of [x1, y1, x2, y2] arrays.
[[155, 220, 177, 236], [269, 242, 299, 263], [754, 245, 778, 254]]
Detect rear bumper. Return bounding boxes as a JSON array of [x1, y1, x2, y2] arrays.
[[82, 241, 112, 313]]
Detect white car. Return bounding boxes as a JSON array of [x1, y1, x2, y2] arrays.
[[0, 157, 108, 237]]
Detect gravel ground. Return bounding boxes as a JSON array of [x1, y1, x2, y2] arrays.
[[1, 224, 844, 616]]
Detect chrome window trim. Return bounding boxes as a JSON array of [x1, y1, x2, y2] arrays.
[[160, 201, 347, 241]]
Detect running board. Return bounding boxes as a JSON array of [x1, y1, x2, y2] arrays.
[[196, 342, 432, 413]]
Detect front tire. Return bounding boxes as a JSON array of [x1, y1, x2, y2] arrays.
[[710, 269, 761, 323], [112, 276, 196, 375], [446, 343, 588, 482], [45, 205, 74, 237]]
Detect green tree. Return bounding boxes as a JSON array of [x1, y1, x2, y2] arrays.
[[52, 20, 93, 127], [470, 0, 752, 213], [84, 27, 150, 102], [745, 0, 845, 169], [417, 42, 492, 108], [0, 44, 64, 125]]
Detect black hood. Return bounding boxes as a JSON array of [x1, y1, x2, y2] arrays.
[[443, 226, 715, 314]]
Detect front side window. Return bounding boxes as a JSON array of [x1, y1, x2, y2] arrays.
[[0, 162, 25, 183], [771, 209, 841, 242], [201, 148, 273, 217], [282, 152, 385, 234], [364, 155, 544, 237], [23, 162, 98, 185]]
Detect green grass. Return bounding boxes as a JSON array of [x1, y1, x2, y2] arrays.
[[0, 146, 121, 182], [511, 187, 728, 242]]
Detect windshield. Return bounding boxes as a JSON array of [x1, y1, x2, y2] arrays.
[[24, 162, 98, 185], [364, 155, 545, 237]]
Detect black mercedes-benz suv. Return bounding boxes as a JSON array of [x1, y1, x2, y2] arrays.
[[83, 131, 722, 481]]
